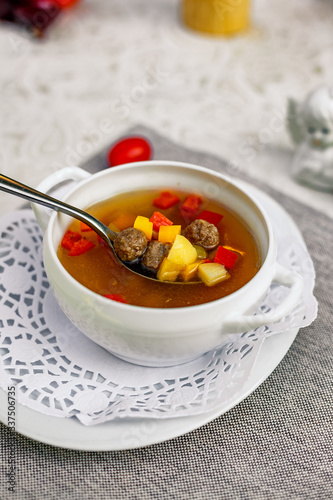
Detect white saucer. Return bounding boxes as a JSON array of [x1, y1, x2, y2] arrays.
[[0, 182, 303, 450]]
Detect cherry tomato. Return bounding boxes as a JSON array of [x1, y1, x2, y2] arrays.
[[107, 137, 153, 167]]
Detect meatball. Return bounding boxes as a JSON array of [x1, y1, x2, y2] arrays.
[[142, 241, 170, 271], [183, 219, 219, 250], [114, 227, 147, 262]]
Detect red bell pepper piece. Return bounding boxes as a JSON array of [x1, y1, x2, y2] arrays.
[[153, 191, 180, 209], [214, 246, 238, 269], [103, 293, 127, 303], [61, 230, 81, 250], [80, 221, 93, 232], [180, 194, 202, 218], [196, 210, 223, 226], [149, 212, 173, 232], [68, 238, 95, 256]]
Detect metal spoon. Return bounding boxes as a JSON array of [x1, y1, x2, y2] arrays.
[[0, 173, 198, 283]]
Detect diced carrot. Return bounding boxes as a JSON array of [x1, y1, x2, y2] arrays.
[[196, 210, 223, 226], [61, 230, 82, 250], [68, 239, 95, 256], [149, 212, 173, 232], [112, 213, 136, 231], [214, 246, 238, 269], [153, 191, 180, 209], [103, 293, 127, 303]]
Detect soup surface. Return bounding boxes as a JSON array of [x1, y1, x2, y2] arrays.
[[57, 189, 261, 308]]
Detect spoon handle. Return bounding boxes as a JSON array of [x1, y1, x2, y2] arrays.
[[0, 173, 117, 243]]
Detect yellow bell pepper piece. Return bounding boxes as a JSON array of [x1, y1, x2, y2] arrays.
[[180, 260, 201, 282], [158, 225, 181, 243], [157, 258, 184, 282], [198, 262, 230, 286], [167, 234, 198, 266], [134, 216, 153, 240]]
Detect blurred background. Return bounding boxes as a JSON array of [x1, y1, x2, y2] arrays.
[[0, 0, 332, 215]]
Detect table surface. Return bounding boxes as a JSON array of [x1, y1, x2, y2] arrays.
[[0, 1, 332, 499], [0, 0, 332, 218]]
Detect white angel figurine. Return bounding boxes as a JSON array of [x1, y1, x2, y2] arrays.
[[287, 85, 333, 190]]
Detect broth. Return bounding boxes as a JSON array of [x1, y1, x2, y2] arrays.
[[57, 189, 261, 308]]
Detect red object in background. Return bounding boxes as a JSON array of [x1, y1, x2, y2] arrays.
[[11, 0, 60, 37], [180, 194, 202, 218], [214, 246, 238, 269], [153, 191, 180, 210], [107, 137, 152, 167], [196, 209, 223, 226], [52, 0, 80, 8], [0, 0, 81, 37]]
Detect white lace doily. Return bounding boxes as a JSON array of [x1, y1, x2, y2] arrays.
[[0, 209, 316, 426]]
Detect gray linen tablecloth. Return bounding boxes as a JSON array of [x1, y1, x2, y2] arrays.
[[0, 126, 332, 500]]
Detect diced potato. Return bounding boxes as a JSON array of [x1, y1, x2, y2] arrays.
[[193, 245, 207, 259], [198, 262, 230, 287], [157, 258, 184, 282], [134, 216, 153, 240], [167, 235, 198, 266], [180, 260, 200, 281], [158, 225, 181, 243]]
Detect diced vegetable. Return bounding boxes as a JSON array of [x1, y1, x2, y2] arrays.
[[108, 222, 120, 233], [198, 263, 230, 286], [214, 246, 238, 269], [167, 234, 198, 266], [158, 225, 181, 243], [157, 258, 184, 282], [80, 221, 93, 232], [153, 191, 180, 209], [180, 261, 200, 281], [112, 213, 136, 231], [196, 210, 223, 226], [68, 239, 95, 256], [103, 293, 127, 303], [149, 212, 173, 232], [193, 245, 207, 259], [180, 194, 202, 217], [133, 216, 153, 240], [61, 230, 81, 250]]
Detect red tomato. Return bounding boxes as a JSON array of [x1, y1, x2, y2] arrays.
[[107, 137, 152, 167]]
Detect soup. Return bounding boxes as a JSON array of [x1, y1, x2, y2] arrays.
[[57, 189, 260, 308]]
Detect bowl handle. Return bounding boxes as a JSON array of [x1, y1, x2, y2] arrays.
[[32, 166, 91, 231], [224, 263, 304, 333]]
